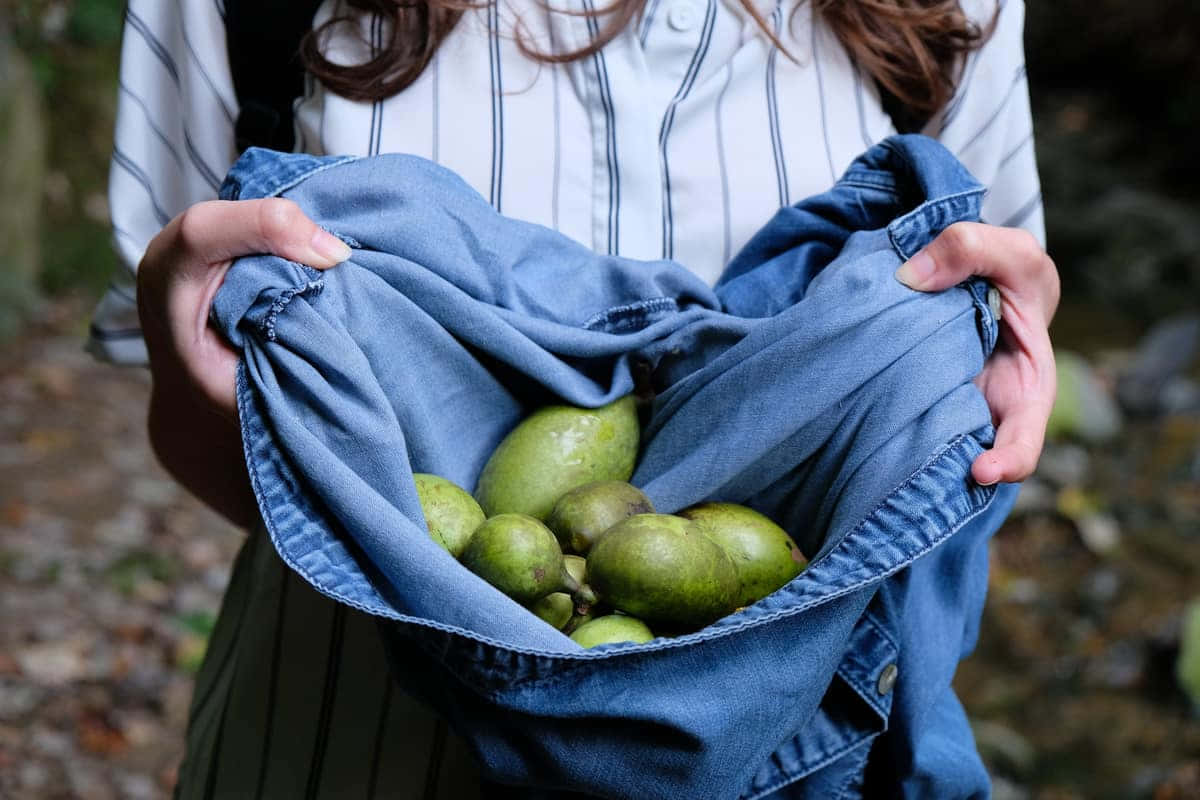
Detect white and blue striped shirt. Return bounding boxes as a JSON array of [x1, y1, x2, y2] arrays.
[[93, 0, 1043, 796]]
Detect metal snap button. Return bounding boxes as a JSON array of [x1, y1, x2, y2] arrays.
[[987, 285, 1003, 321], [667, 2, 699, 32], [877, 663, 899, 695]]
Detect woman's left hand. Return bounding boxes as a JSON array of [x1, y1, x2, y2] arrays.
[[895, 221, 1060, 486]]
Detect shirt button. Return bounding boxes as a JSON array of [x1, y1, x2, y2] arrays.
[[667, 2, 699, 32], [877, 663, 899, 695], [987, 285, 1003, 321]]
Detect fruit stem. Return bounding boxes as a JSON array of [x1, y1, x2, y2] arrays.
[[560, 565, 598, 613], [571, 583, 598, 614]]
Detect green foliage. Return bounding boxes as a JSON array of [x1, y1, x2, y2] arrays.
[[40, 219, 120, 297], [175, 610, 218, 638], [9, 0, 123, 303], [68, 0, 126, 45], [105, 549, 179, 595]]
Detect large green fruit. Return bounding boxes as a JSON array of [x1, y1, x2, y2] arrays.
[[678, 503, 807, 607], [547, 481, 654, 554], [474, 396, 640, 520], [460, 514, 567, 604], [569, 614, 654, 648], [413, 473, 486, 558], [586, 514, 738, 630]]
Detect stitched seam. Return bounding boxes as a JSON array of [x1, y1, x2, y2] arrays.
[[832, 741, 872, 800], [260, 279, 325, 342], [886, 187, 987, 261], [265, 155, 360, 199], [583, 297, 679, 331], [743, 730, 882, 800]]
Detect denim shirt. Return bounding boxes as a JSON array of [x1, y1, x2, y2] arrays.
[[212, 135, 1017, 799]]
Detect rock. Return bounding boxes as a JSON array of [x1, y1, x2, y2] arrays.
[[971, 719, 1036, 777], [180, 538, 223, 571], [1004, 577, 1041, 605], [1160, 377, 1200, 415], [18, 760, 51, 792], [1117, 315, 1200, 416], [0, 678, 44, 720], [66, 760, 117, 800], [95, 507, 150, 549], [1081, 568, 1121, 606], [1037, 443, 1092, 487], [30, 725, 72, 758], [128, 477, 179, 509], [1074, 512, 1121, 556], [16, 641, 88, 686], [990, 775, 1031, 800], [1012, 478, 1056, 515], [115, 772, 157, 800], [1085, 640, 1146, 689]]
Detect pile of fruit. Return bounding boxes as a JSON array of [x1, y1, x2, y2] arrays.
[[414, 395, 808, 648]]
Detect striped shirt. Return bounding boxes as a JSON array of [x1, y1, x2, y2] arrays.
[[92, 0, 1043, 796]]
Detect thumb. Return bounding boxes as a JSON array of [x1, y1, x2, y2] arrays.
[[893, 222, 991, 293], [171, 197, 352, 273]]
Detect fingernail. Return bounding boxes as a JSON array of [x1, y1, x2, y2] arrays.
[[895, 250, 935, 289], [312, 229, 352, 264], [975, 457, 1002, 486]]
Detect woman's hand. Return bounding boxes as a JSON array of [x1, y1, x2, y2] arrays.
[[137, 198, 351, 526], [138, 198, 352, 416], [895, 221, 1060, 486]]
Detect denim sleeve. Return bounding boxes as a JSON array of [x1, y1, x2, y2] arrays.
[[211, 134, 1010, 799]]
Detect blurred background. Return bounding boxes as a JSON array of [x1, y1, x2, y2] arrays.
[[1, 1, 1198, 797]]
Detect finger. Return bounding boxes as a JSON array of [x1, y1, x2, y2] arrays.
[[972, 401, 1048, 485], [895, 221, 1059, 322], [192, 325, 241, 419], [974, 328, 1056, 485], [171, 198, 352, 271]]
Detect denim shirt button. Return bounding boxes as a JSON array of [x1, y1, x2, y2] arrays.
[[987, 285, 1003, 321], [877, 663, 899, 695]]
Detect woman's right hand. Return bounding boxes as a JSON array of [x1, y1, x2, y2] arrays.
[[137, 198, 351, 527]]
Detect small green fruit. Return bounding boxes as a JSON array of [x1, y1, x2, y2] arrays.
[[413, 473, 486, 558], [530, 593, 575, 630], [460, 514, 566, 604], [678, 502, 807, 607], [547, 481, 655, 554], [569, 614, 654, 648]]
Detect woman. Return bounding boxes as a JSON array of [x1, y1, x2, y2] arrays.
[[93, 0, 1058, 796]]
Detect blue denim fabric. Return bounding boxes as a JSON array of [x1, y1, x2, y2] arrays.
[[212, 134, 1018, 800]]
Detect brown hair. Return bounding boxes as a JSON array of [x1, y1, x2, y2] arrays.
[[301, 0, 993, 129]]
